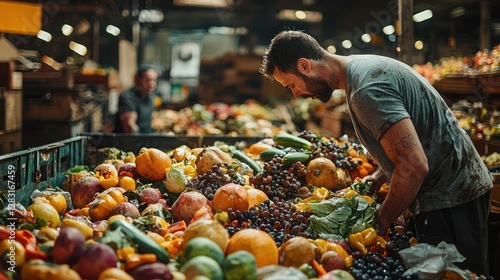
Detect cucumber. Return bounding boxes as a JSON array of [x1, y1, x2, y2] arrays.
[[282, 152, 311, 165], [259, 148, 287, 161], [275, 134, 314, 151], [230, 148, 263, 174], [109, 219, 170, 263]]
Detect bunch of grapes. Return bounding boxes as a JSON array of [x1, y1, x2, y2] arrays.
[[386, 231, 413, 258], [297, 130, 321, 144], [349, 252, 416, 280], [224, 199, 313, 246], [186, 163, 241, 200], [249, 157, 307, 201], [311, 138, 359, 171]]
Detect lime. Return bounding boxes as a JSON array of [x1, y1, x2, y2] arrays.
[[224, 250, 257, 280]]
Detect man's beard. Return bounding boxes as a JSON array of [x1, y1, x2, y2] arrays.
[[298, 73, 338, 103]]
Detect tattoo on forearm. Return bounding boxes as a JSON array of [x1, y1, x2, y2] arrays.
[[399, 134, 416, 148]]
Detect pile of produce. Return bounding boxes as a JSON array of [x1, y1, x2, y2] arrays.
[[451, 100, 500, 141], [151, 99, 325, 137], [413, 44, 500, 84], [2, 130, 427, 280]]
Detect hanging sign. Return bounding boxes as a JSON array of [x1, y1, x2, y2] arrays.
[[0, 1, 42, 35]]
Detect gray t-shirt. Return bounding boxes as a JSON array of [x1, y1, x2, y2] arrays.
[[345, 54, 492, 214], [114, 88, 154, 133]]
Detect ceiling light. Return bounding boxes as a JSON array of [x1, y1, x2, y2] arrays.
[[413, 9, 433, 23], [414, 40, 424, 50], [383, 25, 395, 35], [295, 10, 307, 20], [276, 9, 322, 23], [173, 0, 232, 8], [36, 30, 52, 42], [106, 25, 120, 36], [138, 9, 164, 23], [361, 33, 371, 43], [342, 40, 352, 49], [327, 45, 336, 53], [61, 24, 73, 36], [69, 41, 87, 56]]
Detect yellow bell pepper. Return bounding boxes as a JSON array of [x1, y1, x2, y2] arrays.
[[343, 189, 358, 199], [313, 239, 352, 268], [348, 232, 367, 255], [313, 187, 330, 200], [360, 227, 377, 247], [96, 170, 119, 189], [359, 195, 375, 204]]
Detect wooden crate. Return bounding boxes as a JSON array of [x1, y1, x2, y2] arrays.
[[479, 73, 500, 95], [434, 76, 479, 94], [23, 120, 86, 149], [0, 61, 22, 90], [0, 129, 22, 154]]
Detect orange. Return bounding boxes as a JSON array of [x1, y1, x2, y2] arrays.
[[246, 188, 268, 209], [225, 228, 278, 268], [212, 183, 249, 212]]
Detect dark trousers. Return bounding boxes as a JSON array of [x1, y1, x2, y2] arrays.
[[414, 190, 492, 277]]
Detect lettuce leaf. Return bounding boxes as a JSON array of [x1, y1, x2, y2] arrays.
[[306, 196, 379, 238]]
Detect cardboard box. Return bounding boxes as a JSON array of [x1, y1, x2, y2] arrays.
[[0, 89, 22, 131], [23, 91, 87, 122]]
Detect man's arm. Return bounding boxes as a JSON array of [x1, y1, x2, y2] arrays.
[[376, 118, 429, 234], [119, 111, 139, 133]]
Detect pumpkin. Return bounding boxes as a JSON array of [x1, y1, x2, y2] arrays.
[[89, 188, 125, 222], [212, 183, 249, 213], [278, 236, 315, 268], [305, 157, 340, 190], [135, 148, 172, 181], [225, 228, 278, 268]]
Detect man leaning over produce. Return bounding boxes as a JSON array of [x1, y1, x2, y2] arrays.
[[259, 30, 493, 277]]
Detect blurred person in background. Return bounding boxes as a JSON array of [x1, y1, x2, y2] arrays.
[[259, 30, 493, 277], [114, 65, 159, 133]]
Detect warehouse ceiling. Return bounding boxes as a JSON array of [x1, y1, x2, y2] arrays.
[[9, 0, 500, 63]]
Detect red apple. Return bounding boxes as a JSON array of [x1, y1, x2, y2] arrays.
[[74, 243, 118, 280], [118, 162, 139, 179], [71, 176, 103, 209], [320, 251, 345, 271], [52, 227, 86, 265], [110, 202, 140, 219], [170, 191, 209, 224], [140, 188, 161, 205]]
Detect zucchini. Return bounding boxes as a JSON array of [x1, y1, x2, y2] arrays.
[[259, 148, 287, 161], [275, 134, 314, 151], [109, 219, 170, 263], [282, 152, 311, 165], [230, 148, 263, 174]]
